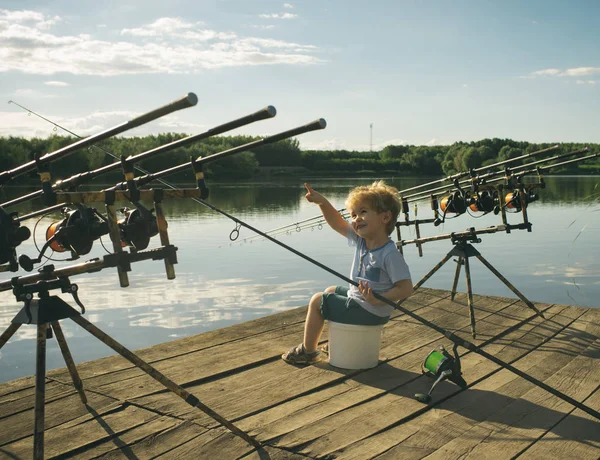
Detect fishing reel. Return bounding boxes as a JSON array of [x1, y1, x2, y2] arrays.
[[0, 206, 31, 271], [434, 191, 468, 226], [468, 190, 497, 213], [503, 189, 539, 212], [19, 205, 109, 271], [117, 203, 158, 250], [414, 343, 467, 403]]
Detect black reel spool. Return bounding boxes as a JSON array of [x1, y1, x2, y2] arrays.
[[118, 205, 158, 250], [19, 206, 108, 272], [434, 191, 467, 226], [503, 189, 539, 212], [0, 206, 31, 270], [414, 344, 467, 403], [469, 190, 496, 213], [45, 206, 109, 255]]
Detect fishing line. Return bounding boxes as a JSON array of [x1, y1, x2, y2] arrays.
[[9, 100, 600, 421]]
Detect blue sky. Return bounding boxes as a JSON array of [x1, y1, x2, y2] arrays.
[[0, 0, 599, 150]]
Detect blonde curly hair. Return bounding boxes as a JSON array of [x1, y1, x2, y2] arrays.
[[345, 180, 401, 235]]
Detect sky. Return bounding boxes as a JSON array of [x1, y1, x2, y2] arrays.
[[0, 0, 599, 151]]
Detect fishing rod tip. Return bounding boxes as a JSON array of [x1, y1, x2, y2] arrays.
[[185, 93, 199, 106]]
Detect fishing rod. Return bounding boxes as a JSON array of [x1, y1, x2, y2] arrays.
[[2, 104, 277, 208], [106, 119, 327, 192], [398, 144, 560, 196], [12, 118, 326, 221], [240, 145, 567, 243], [403, 147, 591, 203], [168, 196, 600, 420], [244, 146, 593, 244], [1, 93, 197, 186]]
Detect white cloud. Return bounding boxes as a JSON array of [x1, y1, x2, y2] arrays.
[[0, 11, 320, 76], [531, 68, 562, 76], [121, 17, 208, 37], [530, 67, 600, 78], [426, 138, 438, 146], [576, 80, 597, 85], [0, 9, 60, 29], [284, 3, 294, 8], [44, 80, 69, 87], [251, 24, 276, 30], [561, 67, 600, 77], [259, 13, 297, 19]]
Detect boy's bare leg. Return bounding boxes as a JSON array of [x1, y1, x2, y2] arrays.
[[303, 286, 336, 353]]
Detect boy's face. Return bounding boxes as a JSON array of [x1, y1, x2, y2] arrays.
[[348, 199, 391, 239]]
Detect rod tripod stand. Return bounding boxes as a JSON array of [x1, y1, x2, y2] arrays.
[[412, 235, 544, 338], [0, 278, 260, 459]]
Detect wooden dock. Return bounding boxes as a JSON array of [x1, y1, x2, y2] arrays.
[[0, 288, 599, 459]]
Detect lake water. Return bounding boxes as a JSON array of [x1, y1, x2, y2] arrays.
[[0, 176, 598, 383]]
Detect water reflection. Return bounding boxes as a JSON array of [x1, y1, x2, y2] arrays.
[[0, 176, 598, 383]]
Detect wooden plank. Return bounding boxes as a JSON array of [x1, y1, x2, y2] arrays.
[[153, 427, 255, 459], [0, 402, 161, 458], [240, 445, 311, 460], [69, 419, 209, 460], [260, 305, 580, 458], [0, 380, 70, 418], [0, 387, 118, 447], [518, 387, 600, 460], [352, 310, 598, 460]]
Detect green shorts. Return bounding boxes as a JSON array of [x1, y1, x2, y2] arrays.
[[320, 286, 389, 326]]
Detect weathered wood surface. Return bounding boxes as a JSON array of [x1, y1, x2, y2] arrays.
[[0, 288, 598, 459]]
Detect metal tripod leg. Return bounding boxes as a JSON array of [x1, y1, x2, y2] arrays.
[[0, 323, 21, 350], [450, 257, 463, 301], [413, 253, 453, 290], [462, 256, 476, 338], [51, 321, 87, 404], [70, 314, 262, 449], [34, 323, 48, 460], [475, 254, 544, 318]]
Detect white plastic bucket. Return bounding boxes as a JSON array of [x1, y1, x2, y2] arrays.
[[328, 321, 384, 369]]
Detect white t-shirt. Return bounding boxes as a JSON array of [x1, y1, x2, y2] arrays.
[[347, 230, 412, 317]]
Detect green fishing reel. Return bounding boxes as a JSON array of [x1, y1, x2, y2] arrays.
[[414, 343, 467, 403]]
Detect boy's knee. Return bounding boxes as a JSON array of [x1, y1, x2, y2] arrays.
[[324, 286, 337, 294], [310, 292, 324, 307]]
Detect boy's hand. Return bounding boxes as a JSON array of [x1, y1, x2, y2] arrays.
[[358, 280, 377, 304], [304, 183, 327, 205]]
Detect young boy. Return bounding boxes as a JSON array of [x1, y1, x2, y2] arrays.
[[282, 181, 413, 365]]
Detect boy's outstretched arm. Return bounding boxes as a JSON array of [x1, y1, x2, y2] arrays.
[[304, 183, 351, 237]]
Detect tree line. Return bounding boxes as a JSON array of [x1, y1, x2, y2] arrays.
[[0, 134, 598, 184]]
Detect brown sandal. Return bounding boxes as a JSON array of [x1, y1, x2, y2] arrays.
[[282, 343, 321, 365]]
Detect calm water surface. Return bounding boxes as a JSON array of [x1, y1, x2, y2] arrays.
[[0, 176, 598, 382]]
